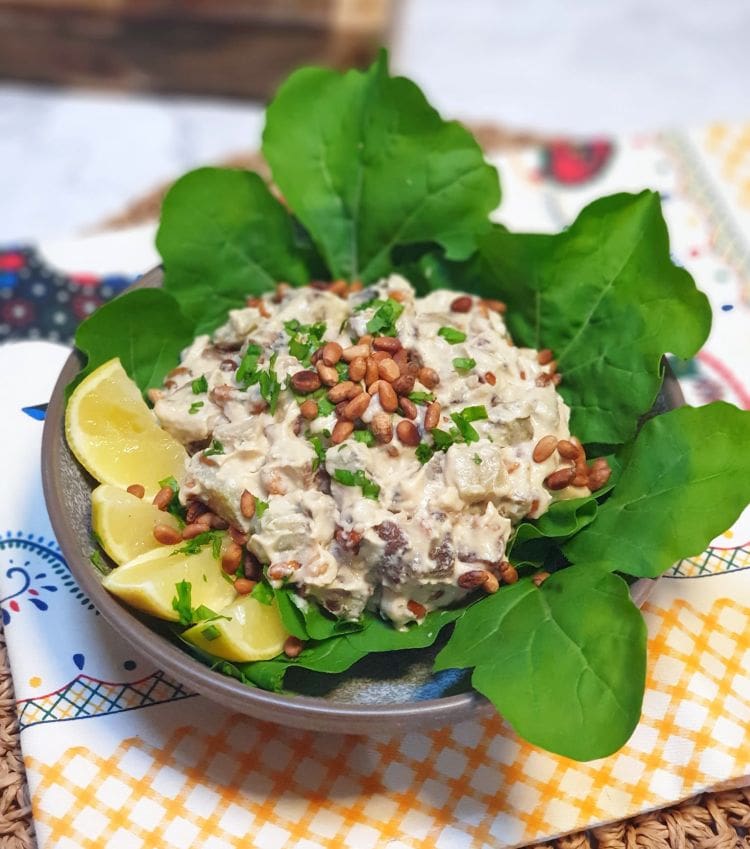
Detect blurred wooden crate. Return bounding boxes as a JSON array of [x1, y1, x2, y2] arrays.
[[0, 0, 394, 99]]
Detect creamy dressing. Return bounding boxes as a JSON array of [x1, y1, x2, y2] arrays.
[[153, 276, 582, 626]]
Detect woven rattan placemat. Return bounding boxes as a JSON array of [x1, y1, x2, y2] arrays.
[[7, 129, 749, 848]]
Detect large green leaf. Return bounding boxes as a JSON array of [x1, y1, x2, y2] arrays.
[[434, 568, 647, 760], [262, 51, 500, 283], [565, 403, 750, 577], [69, 288, 195, 397], [420, 192, 710, 444], [156, 167, 309, 333], [509, 495, 598, 567]]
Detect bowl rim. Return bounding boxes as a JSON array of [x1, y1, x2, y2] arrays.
[[41, 268, 683, 734]]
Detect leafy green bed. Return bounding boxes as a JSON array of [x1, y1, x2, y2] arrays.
[[72, 52, 750, 761]]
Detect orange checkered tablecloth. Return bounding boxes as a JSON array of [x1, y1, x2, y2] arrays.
[[2, 124, 750, 848]]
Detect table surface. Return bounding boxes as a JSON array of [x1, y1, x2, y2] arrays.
[[1, 0, 750, 244]]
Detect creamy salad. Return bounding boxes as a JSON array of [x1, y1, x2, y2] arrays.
[[151, 276, 599, 626]]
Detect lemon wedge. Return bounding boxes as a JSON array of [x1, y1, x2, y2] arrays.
[[66, 358, 186, 496], [183, 596, 288, 662], [103, 544, 235, 621], [91, 484, 180, 566]]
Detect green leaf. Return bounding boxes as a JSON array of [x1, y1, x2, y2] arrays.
[[191, 375, 208, 394], [250, 580, 274, 605], [366, 299, 405, 337], [332, 468, 380, 500], [263, 50, 500, 282], [171, 580, 193, 626], [157, 167, 309, 333], [204, 440, 224, 457], [452, 357, 476, 372], [435, 568, 647, 760], [408, 391, 435, 405], [172, 531, 224, 558], [68, 288, 195, 397], [438, 326, 467, 344], [565, 403, 750, 577], [471, 192, 710, 443], [509, 496, 598, 566]]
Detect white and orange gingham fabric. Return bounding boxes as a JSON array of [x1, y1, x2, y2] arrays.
[[2, 124, 750, 848]]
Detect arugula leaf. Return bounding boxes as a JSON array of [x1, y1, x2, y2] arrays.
[[461, 192, 710, 443], [435, 568, 647, 760], [68, 288, 194, 398], [157, 167, 309, 333], [565, 403, 750, 577], [438, 326, 467, 344], [263, 50, 500, 282], [333, 468, 380, 500]]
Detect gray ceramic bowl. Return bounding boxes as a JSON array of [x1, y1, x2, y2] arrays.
[[41, 269, 684, 735]]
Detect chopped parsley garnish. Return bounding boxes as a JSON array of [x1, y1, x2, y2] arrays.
[[157, 476, 187, 526], [438, 326, 467, 344], [333, 468, 380, 500], [317, 395, 335, 416], [354, 295, 379, 312], [171, 580, 193, 625], [236, 344, 262, 386], [354, 429, 375, 447], [473, 453, 482, 465], [191, 375, 208, 394], [431, 428, 455, 451], [188, 401, 204, 415], [255, 500, 270, 519], [415, 443, 434, 464], [201, 624, 221, 641], [258, 353, 282, 413], [204, 439, 224, 456], [450, 405, 488, 444], [172, 531, 224, 559], [453, 357, 477, 372], [408, 391, 435, 405], [335, 361, 349, 380], [307, 433, 327, 471], [284, 319, 326, 366], [90, 549, 108, 574], [365, 299, 405, 336]]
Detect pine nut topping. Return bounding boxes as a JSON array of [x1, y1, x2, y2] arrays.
[[290, 370, 322, 393], [533, 435, 558, 463], [342, 343, 370, 362], [399, 397, 418, 419], [556, 439, 578, 460], [378, 357, 400, 383], [537, 348, 554, 365], [424, 401, 441, 430], [182, 523, 209, 540], [450, 295, 472, 313], [152, 486, 174, 511], [370, 413, 393, 443], [240, 490, 256, 519], [378, 381, 399, 413], [229, 526, 249, 546], [532, 571, 551, 587], [372, 336, 402, 353], [127, 484, 145, 499], [331, 420, 355, 444], [407, 600, 427, 619], [316, 362, 339, 386], [396, 420, 420, 446], [392, 374, 416, 395], [544, 467, 576, 490], [153, 524, 182, 545], [321, 341, 343, 366], [268, 560, 301, 581], [341, 392, 371, 421], [365, 357, 380, 387], [417, 367, 440, 389], [234, 578, 256, 595], [498, 561, 519, 584], [349, 357, 367, 381], [327, 381, 359, 403], [283, 636, 305, 658], [299, 399, 319, 420], [482, 298, 507, 314], [222, 542, 243, 574], [484, 371, 497, 386]]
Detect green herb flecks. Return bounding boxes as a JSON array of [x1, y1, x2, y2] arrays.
[[172, 580, 194, 626], [450, 405, 488, 444], [255, 500, 270, 519], [188, 401, 204, 415], [473, 453, 482, 465], [284, 319, 327, 366], [157, 476, 187, 526], [201, 624, 221, 641], [354, 429, 375, 447], [365, 299, 404, 337], [408, 391, 435, 405], [191, 375, 208, 394], [172, 531, 224, 559], [204, 439, 224, 456], [236, 344, 263, 386], [452, 357, 476, 372], [438, 326, 466, 344], [307, 433, 327, 471], [415, 443, 434, 464], [333, 468, 380, 500]]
